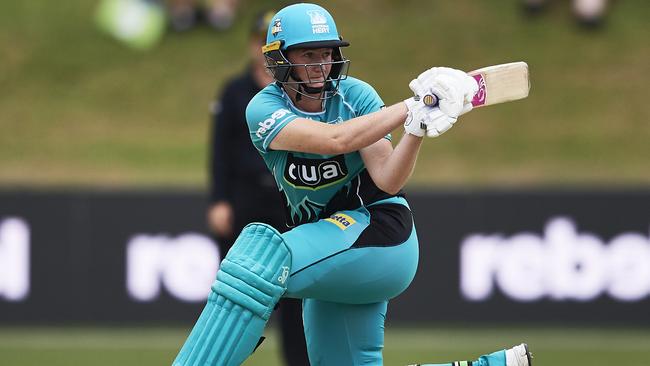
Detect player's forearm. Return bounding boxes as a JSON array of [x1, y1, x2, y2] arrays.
[[372, 134, 423, 194], [330, 102, 408, 154]]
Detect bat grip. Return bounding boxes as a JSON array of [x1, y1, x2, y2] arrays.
[[419, 94, 439, 130], [423, 94, 439, 107]]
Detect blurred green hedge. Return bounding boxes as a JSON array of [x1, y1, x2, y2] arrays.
[[1, 0, 648, 188]]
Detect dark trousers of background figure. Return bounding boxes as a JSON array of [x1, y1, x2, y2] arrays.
[[214, 188, 310, 366]]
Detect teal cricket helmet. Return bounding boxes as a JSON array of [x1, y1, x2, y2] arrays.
[[265, 3, 349, 50], [262, 3, 350, 100]]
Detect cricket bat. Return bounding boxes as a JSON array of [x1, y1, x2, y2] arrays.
[[423, 61, 530, 112]]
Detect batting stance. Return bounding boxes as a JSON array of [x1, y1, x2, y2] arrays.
[[173, 4, 533, 366]]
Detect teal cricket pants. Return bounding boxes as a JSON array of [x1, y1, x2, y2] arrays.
[[280, 196, 419, 365]]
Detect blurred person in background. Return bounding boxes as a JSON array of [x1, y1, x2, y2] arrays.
[[523, 0, 609, 27], [176, 3, 532, 365], [96, 0, 241, 50], [206, 9, 310, 366], [167, 0, 240, 31]]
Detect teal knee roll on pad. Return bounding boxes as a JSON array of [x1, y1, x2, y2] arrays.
[[173, 223, 291, 366]]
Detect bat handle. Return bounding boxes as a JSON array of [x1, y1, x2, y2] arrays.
[[418, 94, 439, 130], [422, 94, 439, 107]]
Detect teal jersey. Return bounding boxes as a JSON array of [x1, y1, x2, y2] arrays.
[[246, 77, 395, 227]]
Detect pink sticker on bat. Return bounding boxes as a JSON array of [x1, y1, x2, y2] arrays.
[[471, 74, 486, 107]]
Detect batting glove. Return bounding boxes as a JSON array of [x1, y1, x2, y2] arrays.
[[404, 97, 458, 138], [409, 67, 478, 117], [403, 96, 428, 137]]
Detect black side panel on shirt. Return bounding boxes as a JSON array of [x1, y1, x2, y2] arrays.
[[352, 203, 413, 248], [318, 169, 405, 221]]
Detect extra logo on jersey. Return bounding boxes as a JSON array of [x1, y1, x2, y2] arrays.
[[284, 153, 348, 190], [256, 108, 291, 139], [325, 213, 356, 230]]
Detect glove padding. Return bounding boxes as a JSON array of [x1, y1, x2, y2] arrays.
[[409, 67, 478, 117], [403, 97, 427, 137], [404, 97, 458, 138]]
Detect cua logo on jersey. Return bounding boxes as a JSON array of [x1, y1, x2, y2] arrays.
[[256, 108, 290, 139], [284, 153, 347, 190], [325, 213, 356, 230]]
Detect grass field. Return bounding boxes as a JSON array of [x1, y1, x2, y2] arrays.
[[1, 0, 649, 188], [1, 325, 649, 366]]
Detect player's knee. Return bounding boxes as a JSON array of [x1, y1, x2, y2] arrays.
[[214, 223, 292, 319]]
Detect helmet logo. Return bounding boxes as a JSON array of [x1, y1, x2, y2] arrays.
[[307, 10, 330, 34], [307, 10, 327, 24], [271, 18, 282, 36]]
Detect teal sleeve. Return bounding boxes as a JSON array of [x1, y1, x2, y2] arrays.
[[246, 93, 298, 153], [353, 81, 385, 116]]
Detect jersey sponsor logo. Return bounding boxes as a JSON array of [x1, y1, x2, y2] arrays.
[[325, 213, 356, 230], [284, 153, 348, 190], [256, 108, 290, 139]]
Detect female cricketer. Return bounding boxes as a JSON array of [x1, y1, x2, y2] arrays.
[[173, 3, 533, 366]]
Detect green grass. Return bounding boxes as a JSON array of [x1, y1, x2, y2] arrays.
[[0, 0, 649, 188], [1, 325, 649, 365]]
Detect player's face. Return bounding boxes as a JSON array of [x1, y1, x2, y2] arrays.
[[287, 48, 333, 89]]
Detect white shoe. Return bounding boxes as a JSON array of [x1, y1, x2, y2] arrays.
[[505, 343, 533, 366]]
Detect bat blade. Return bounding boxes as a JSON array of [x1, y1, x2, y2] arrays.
[[422, 62, 530, 111], [469, 61, 530, 108]]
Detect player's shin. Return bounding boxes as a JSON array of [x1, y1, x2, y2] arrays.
[[172, 223, 292, 366]]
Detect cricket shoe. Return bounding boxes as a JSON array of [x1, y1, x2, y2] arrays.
[[505, 343, 533, 366]]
